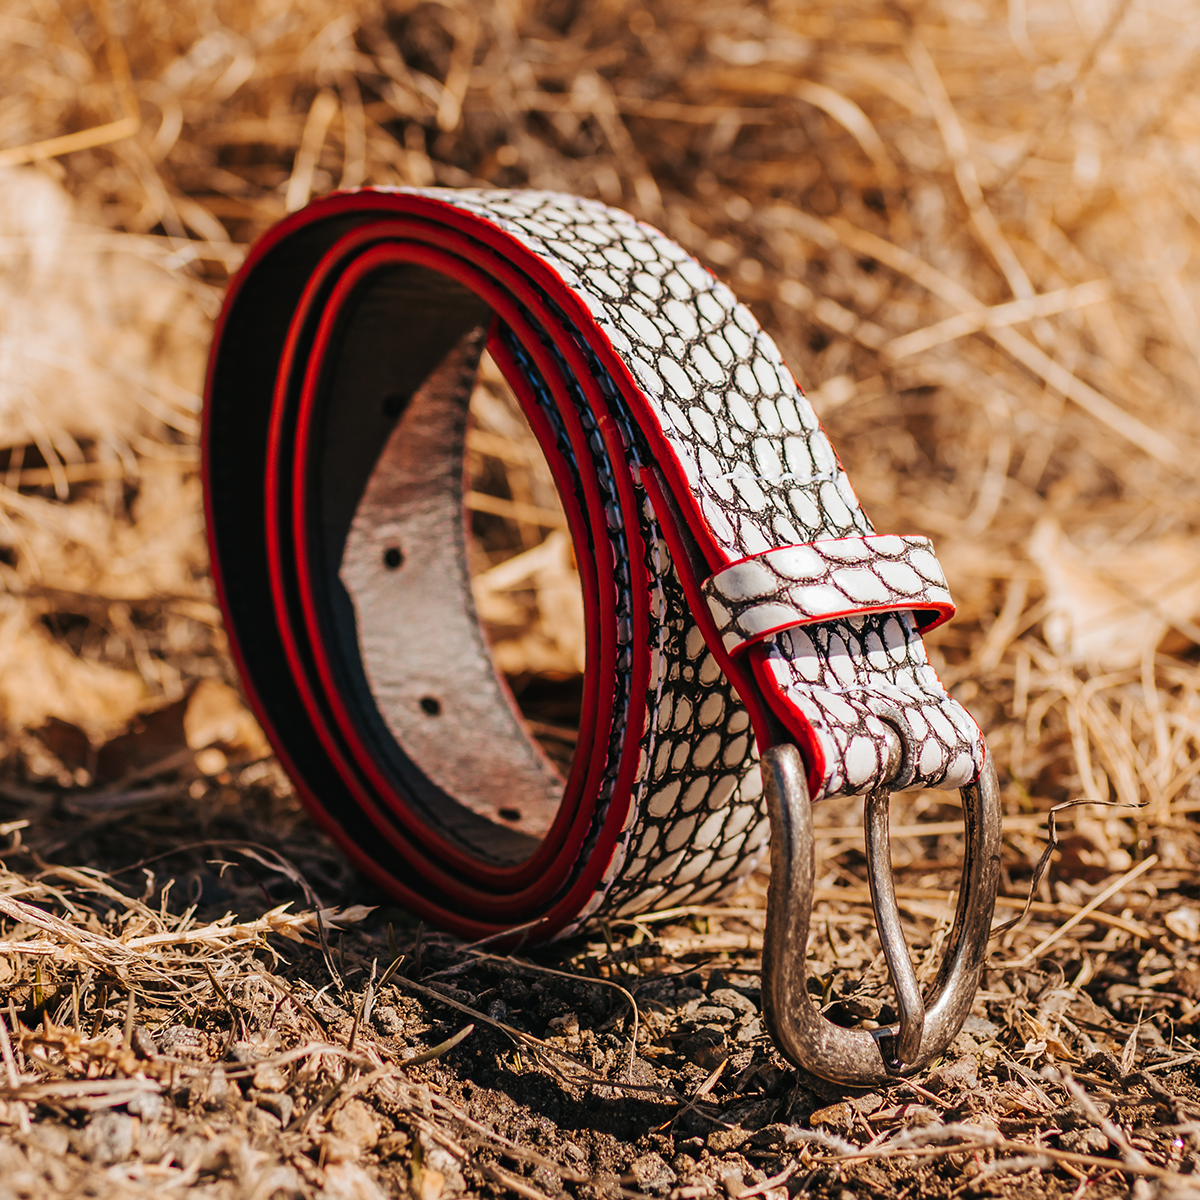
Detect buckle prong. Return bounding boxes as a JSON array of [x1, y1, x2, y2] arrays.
[[865, 785, 925, 1065], [760, 742, 1001, 1086]]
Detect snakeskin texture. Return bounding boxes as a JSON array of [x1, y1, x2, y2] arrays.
[[404, 187, 985, 806], [498, 328, 769, 927], [208, 184, 988, 938], [703, 535, 954, 653]]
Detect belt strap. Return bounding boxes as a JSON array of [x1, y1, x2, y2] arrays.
[[204, 187, 985, 943], [704, 534, 954, 651]]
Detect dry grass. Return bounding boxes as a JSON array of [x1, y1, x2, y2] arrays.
[[2, 0, 1200, 1195]]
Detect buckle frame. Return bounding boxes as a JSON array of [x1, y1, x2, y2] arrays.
[[760, 743, 1001, 1086]]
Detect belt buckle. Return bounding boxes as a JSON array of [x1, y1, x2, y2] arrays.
[[759, 741, 1001, 1086]]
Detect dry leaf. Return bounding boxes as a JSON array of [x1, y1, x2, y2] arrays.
[[1029, 518, 1200, 669], [184, 679, 271, 759]]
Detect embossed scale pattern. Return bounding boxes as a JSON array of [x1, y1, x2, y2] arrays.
[[761, 614, 983, 797], [498, 329, 768, 931], [704, 534, 954, 653], [416, 187, 985, 805], [379, 186, 983, 928], [596, 477, 771, 922]]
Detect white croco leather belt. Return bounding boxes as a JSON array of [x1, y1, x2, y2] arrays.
[[204, 188, 1000, 1084]]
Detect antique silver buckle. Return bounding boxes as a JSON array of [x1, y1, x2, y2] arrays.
[[760, 742, 1001, 1086]]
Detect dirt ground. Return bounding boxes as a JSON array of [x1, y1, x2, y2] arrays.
[[3, 0, 1200, 1196], [1, 754, 1199, 1200]]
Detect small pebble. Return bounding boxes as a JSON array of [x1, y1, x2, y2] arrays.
[[80, 1112, 136, 1165]]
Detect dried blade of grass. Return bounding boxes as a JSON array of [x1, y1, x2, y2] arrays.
[[819, 814, 1045, 839], [435, 8, 477, 134], [346, 957, 377, 1053], [474, 1160, 556, 1200], [397, 1023, 474, 1069], [337, 71, 367, 190], [883, 280, 1111, 362], [739, 1162, 800, 1198], [626, 905, 766, 925], [656, 1055, 726, 1133], [0, 117, 140, 170], [905, 36, 1035, 304], [0, 891, 112, 969], [87, 0, 138, 122], [285, 1076, 349, 1134], [463, 489, 567, 528], [808, 880, 1154, 941], [656, 932, 763, 956], [989, 0, 1136, 192], [1019, 640, 1156, 807], [1077, 688, 1151, 810], [156, 1038, 379, 1086], [793, 80, 898, 190], [800, 1135, 1195, 1184], [1047, 1067, 1150, 1170], [0, 1012, 23, 1088], [0, 940, 64, 956], [0, 1075, 162, 1105], [784, 1127, 862, 1156], [117, 902, 369, 950], [776, 279, 888, 350], [616, 97, 775, 124], [821, 215, 1181, 462], [998, 854, 1158, 967], [285, 90, 339, 213], [967, 576, 1031, 676], [202, 959, 232, 1009], [568, 71, 661, 218]]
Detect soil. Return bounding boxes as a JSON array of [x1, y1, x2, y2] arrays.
[[0, 764, 1196, 1200]]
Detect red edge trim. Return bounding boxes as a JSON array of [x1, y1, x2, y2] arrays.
[[278, 237, 615, 902], [207, 192, 663, 940], [717, 601, 956, 653]]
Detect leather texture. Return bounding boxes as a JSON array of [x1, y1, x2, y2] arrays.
[[203, 185, 984, 941], [703, 534, 954, 652]]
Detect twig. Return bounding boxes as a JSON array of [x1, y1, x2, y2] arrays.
[[388, 974, 679, 1100], [396, 1024, 475, 1069], [436, 951, 642, 1081], [997, 855, 1159, 968]]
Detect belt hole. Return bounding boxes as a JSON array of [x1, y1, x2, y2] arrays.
[[419, 696, 442, 716], [382, 546, 403, 570], [382, 391, 411, 419], [498, 807, 521, 822]]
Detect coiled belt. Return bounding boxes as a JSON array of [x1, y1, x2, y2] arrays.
[[204, 188, 1000, 1084]]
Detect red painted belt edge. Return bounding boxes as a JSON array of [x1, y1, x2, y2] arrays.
[[203, 187, 853, 940]]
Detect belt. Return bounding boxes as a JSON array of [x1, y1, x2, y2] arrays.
[[204, 187, 1000, 1085]]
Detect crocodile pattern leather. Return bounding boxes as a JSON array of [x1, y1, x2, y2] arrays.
[[205, 185, 985, 940], [703, 534, 954, 653], [496, 329, 771, 924], [420, 188, 985, 807]]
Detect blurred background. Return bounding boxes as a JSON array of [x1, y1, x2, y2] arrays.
[[2, 0, 1200, 891]]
